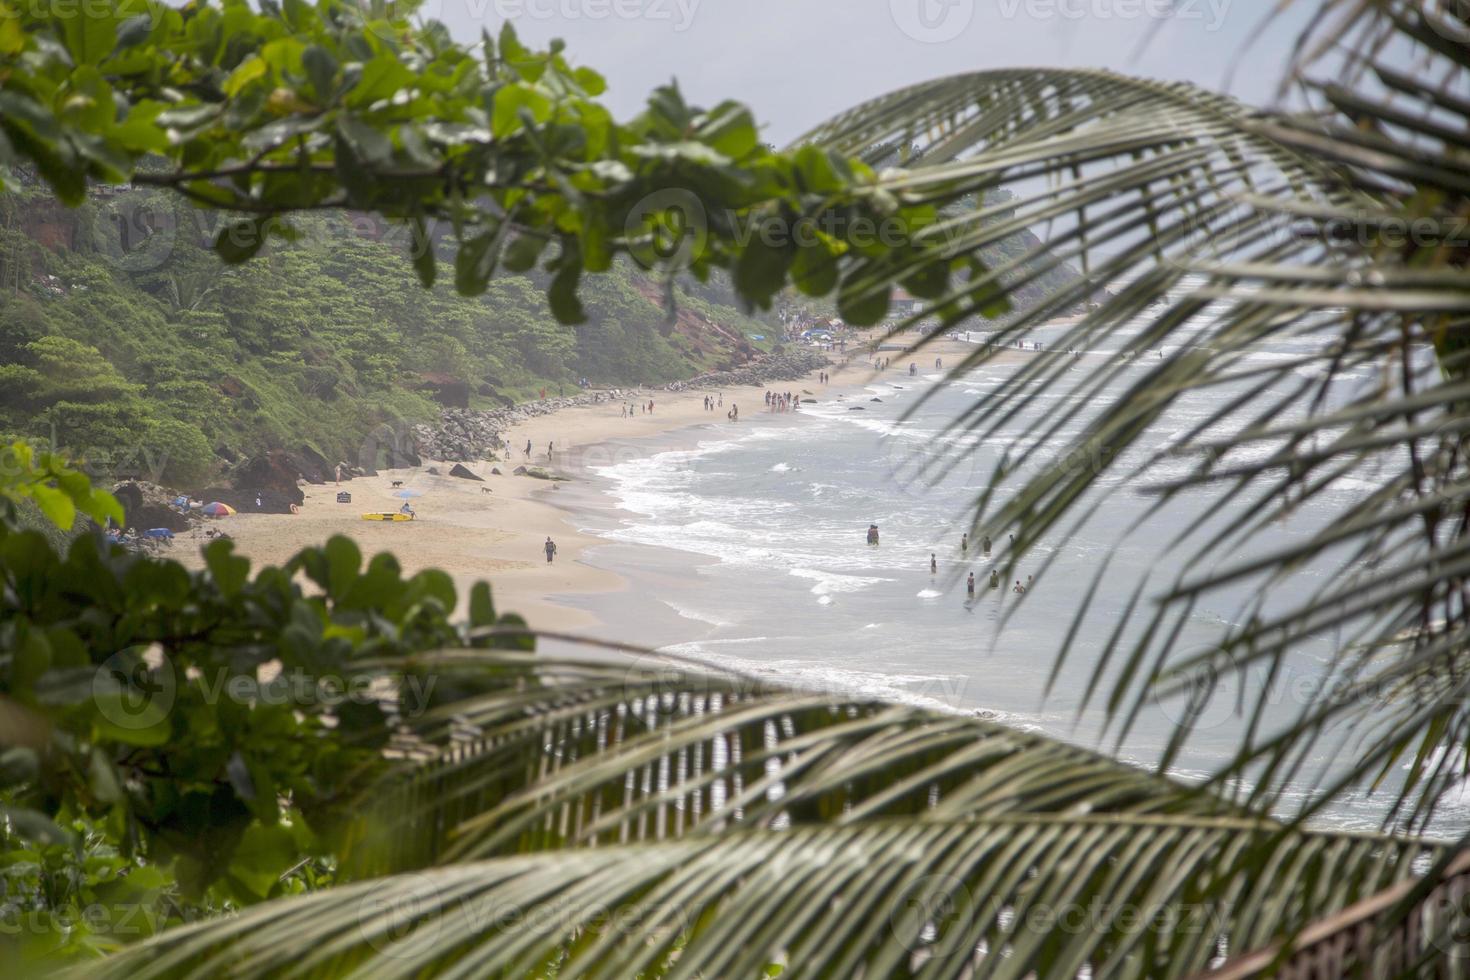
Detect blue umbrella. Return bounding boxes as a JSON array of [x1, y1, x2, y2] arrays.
[[393, 489, 423, 499]]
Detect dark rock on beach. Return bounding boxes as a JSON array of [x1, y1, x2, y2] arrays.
[[227, 453, 306, 509], [448, 463, 483, 481], [111, 482, 193, 532]]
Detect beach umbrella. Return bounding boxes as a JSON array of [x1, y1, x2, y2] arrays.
[[393, 489, 423, 499], [201, 502, 235, 517]]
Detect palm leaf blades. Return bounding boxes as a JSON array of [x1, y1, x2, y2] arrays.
[[786, 10, 1470, 829], [59, 3, 1470, 976], [339, 651, 1237, 876]]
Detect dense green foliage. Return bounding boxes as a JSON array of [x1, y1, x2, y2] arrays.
[[0, 459, 534, 962], [0, 183, 777, 485], [8, 0, 1467, 974], [0, 0, 966, 330]]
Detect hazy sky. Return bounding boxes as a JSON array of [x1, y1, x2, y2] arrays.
[[430, 0, 1319, 144]]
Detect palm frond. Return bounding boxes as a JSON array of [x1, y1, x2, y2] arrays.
[[81, 815, 1445, 980], [341, 651, 1236, 876], [780, 8, 1470, 829]]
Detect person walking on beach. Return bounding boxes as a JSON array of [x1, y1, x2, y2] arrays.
[[544, 537, 557, 564], [967, 572, 975, 597], [524, 439, 532, 459], [930, 554, 938, 575], [935, 356, 942, 370], [547, 441, 554, 458]]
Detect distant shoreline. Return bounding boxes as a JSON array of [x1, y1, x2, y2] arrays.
[[172, 331, 1032, 641]]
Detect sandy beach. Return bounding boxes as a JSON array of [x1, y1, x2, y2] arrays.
[[173, 333, 1026, 635]]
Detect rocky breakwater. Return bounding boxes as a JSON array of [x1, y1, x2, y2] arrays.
[[412, 389, 631, 462]]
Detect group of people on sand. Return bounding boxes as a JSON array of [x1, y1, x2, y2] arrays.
[[702, 393, 724, 411], [621, 399, 656, 417], [765, 390, 799, 413]]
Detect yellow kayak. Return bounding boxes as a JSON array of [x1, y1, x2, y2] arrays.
[[361, 513, 415, 522]]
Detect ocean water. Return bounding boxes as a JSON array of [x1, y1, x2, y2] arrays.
[[576, 316, 1462, 835]]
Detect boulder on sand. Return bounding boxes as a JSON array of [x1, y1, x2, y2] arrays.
[[229, 453, 306, 509], [294, 445, 332, 484], [513, 465, 528, 475], [448, 463, 483, 482], [490, 467, 502, 476], [111, 482, 192, 532]]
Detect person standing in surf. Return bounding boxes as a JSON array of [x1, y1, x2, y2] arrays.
[[967, 573, 975, 598], [930, 554, 938, 575]]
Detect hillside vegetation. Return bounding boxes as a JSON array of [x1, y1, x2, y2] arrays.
[[0, 183, 1079, 488], [0, 184, 787, 486]]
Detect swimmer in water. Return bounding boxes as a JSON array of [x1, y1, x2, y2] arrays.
[[930, 554, 938, 575]]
